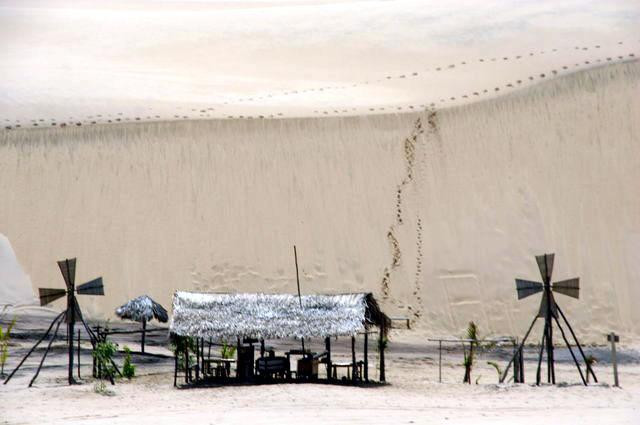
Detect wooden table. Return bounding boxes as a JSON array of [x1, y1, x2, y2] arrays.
[[203, 358, 236, 377], [331, 361, 363, 380]]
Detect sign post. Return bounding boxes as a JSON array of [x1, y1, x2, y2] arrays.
[[607, 332, 619, 387]]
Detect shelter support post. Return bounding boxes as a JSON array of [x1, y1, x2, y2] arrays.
[[195, 338, 200, 381], [184, 340, 189, 384], [364, 331, 369, 382], [325, 337, 332, 380], [174, 349, 178, 387], [351, 336, 357, 381]]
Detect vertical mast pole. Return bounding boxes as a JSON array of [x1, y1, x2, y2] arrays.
[[294, 246, 305, 353]]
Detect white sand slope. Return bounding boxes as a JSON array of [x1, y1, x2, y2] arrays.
[[1, 60, 639, 342], [0, 233, 35, 306], [1, 1, 639, 342]]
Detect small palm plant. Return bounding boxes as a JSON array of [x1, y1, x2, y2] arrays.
[[462, 321, 478, 384]]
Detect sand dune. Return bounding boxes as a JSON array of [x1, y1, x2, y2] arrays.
[[1, 59, 639, 342], [1, 0, 640, 124]]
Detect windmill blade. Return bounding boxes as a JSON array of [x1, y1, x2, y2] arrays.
[[77, 277, 104, 296], [535, 253, 554, 283], [57, 258, 77, 289], [553, 278, 580, 299], [38, 288, 67, 306], [538, 292, 558, 318], [516, 279, 543, 299]]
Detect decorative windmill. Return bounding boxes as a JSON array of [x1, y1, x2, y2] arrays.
[[4, 258, 104, 386], [500, 253, 597, 386]]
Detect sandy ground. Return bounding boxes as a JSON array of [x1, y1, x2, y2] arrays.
[[1, 314, 639, 425]]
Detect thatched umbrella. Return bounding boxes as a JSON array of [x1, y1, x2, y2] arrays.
[[115, 295, 168, 353]]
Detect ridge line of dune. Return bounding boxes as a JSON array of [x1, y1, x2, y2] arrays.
[[1, 48, 638, 130]]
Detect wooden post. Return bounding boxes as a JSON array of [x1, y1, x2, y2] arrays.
[[438, 340, 442, 383], [325, 337, 332, 380], [536, 330, 546, 385], [184, 340, 189, 384], [92, 325, 100, 378], [608, 332, 619, 387], [195, 338, 200, 381], [363, 331, 369, 382], [173, 349, 178, 387], [519, 346, 524, 383], [68, 295, 76, 384], [351, 336, 357, 381], [141, 319, 146, 354], [237, 336, 241, 379], [379, 326, 386, 382], [513, 338, 520, 383], [77, 329, 81, 379]]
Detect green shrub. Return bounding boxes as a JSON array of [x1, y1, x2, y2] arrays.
[[93, 341, 117, 381], [170, 335, 196, 371], [122, 346, 136, 379], [221, 341, 236, 359]]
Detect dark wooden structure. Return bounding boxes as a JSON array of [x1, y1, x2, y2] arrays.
[[170, 291, 390, 387], [4, 258, 105, 386], [500, 253, 597, 386]]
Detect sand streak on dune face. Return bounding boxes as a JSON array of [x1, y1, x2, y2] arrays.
[[1, 61, 638, 341]]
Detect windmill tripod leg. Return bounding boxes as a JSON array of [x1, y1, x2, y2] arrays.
[[29, 312, 67, 387], [3, 311, 66, 385], [552, 313, 587, 385], [536, 328, 546, 385], [500, 314, 538, 383], [556, 305, 597, 383], [546, 317, 555, 384]]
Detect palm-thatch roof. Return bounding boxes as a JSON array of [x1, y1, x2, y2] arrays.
[[115, 295, 169, 323], [170, 291, 389, 340]]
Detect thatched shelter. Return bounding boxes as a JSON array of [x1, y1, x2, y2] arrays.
[[169, 291, 390, 385], [116, 295, 168, 353], [170, 291, 388, 340]]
